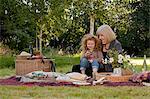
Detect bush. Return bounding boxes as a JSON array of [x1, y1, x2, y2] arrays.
[[43, 47, 60, 58], [0, 55, 15, 68], [143, 48, 150, 57]]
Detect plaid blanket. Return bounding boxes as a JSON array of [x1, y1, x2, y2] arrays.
[[0, 76, 144, 87], [0, 76, 78, 87]]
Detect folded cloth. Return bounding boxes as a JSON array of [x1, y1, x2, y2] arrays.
[[25, 71, 64, 79], [20, 76, 56, 82], [19, 51, 31, 56], [142, 82, 150, 86], [72, 82, 91, 85], [93, 77, 106, 85], [66, 72, 88, 81]]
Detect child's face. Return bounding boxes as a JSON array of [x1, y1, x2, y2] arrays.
[[87, 40, 95, 50]]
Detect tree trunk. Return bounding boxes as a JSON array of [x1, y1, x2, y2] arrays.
[[39, 27, 42, 54], [36, 32, 39, 51], [89, 15, 94, 35], [39, 24, 45, 54]]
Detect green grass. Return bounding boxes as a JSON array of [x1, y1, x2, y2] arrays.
[[0, 68, 15, 77], [54, 55, 80, 73], [0, 86, 150, 99]]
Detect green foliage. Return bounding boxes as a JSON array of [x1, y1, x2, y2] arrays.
[[0, 0, 36, 50], [0, 55, 15, 68], [0, 0, 149, 56], [122, 0, 150, 55], [107, 49, 120, 68], [143, 48, 150, 57], [43, 48, 60, 58], [107, 48, 135, 71]]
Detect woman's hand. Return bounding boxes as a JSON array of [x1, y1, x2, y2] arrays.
[[102, 58, 108, 64], [102, 58, 105, 64]]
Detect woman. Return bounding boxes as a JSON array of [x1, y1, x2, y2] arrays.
[[96, 24, 122, 72]]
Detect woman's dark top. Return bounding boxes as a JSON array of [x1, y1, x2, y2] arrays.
[[101, 39, 122, 72], [103, 39, 122, 59], [109, 39, 122, 54]]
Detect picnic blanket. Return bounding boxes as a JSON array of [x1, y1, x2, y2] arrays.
[[0, 71, 150, 87], [0, 71, 91, 86], [0, 76, 143, 87], [0, 76, 78, 87]]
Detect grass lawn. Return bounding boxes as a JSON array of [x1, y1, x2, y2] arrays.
[[0, 53, 150, 99], [0, 86, 150, 99]]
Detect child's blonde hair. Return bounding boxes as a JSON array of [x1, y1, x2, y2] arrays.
[[96, 25, 116, 43], [81, 34, 101, 53]]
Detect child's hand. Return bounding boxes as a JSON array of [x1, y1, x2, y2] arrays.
[[85, 51, 91, 57]]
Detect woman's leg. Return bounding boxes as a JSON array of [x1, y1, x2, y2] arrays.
[[80, 58, 89, 74]]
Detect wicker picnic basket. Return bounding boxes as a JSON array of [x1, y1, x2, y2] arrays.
[[96, 73, 132, 82], [105, 75, 132, 82], [15, 59, 52, 76]]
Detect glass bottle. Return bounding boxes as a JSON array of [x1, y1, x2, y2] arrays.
[[142, 55, 147, 71]]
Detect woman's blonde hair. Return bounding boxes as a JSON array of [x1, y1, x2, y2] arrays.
[[96, 24, 116, 43], [80, 34, 101, 53]]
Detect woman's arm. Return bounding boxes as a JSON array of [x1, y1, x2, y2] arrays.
[[115, 41, 122, 54], [96, 51, 103, 63], [110, 40, 123, 54]]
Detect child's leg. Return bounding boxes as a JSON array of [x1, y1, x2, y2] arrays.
[[92, 68, 98, 80], [80, 58, 89, 74], [91, 60, 99, 80], [81, 69, 85, 74]]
